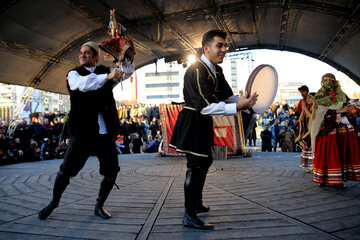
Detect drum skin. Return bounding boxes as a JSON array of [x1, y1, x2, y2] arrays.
[[245, 64, 278, 114]]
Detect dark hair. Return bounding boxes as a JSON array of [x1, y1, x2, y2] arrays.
[[202, 30, 227, 48], [298, 85, 309, 92]]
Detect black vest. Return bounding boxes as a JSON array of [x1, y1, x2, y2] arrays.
[[66, 65, 120, 138]]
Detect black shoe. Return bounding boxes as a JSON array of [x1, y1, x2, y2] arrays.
[[38, 201, 57, 220], [94, 203, 111, 219], [183, 212, 214, 230], [196, 205, 210, 214]]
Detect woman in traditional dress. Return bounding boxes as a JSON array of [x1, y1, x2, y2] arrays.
[[296, 93, 315, 172], [311, 73, 360, 187]]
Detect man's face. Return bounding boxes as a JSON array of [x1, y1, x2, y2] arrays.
[[299, 90, 308, 99], [79, 46, 98, 67], [204, 36, 227, 65]]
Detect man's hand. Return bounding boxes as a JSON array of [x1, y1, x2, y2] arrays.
[[236, 91, 258, 111], [107, 68, 124, 82]]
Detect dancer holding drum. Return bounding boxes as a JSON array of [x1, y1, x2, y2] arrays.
[[170, 30, 258, 229]]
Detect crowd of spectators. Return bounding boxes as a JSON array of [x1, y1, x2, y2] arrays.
[[3, 97, 357, 163], [251, 100, 301, 152], [256, 95, 359, 152], [0, 104, 163, 165]]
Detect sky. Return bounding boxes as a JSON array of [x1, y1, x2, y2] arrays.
[[249, 49, 359, 95]]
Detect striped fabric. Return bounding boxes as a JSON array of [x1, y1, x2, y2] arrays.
[[313, 127, 360, 186]]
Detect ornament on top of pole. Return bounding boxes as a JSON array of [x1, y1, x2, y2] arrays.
[[98, 9, 136, 90]]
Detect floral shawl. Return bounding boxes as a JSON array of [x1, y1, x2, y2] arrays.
[[310, 73, 345, 151]]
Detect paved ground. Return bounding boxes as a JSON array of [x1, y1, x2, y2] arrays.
[[0, 151, 359, 240]]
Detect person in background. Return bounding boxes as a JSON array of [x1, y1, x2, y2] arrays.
[[144, 135, 157, 153], [55, 139, 68, 159], [132, 134, 143, 153], [260, 124, 272, 152], [295, 93, 315, 172], [25, 140, 41, 162], [41, 118, 53, 140], [279, 122, 296, 152], [270, 119, 283, 152], [40, 138, 53, 160], [32, 118, 43, 145], [151, 104, 160, 120], [292, 85, 309, 116]]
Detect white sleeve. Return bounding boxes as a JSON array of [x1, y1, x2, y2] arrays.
[[67, 70, 108, 92], [339, 116, 353, 128], [200, 102, 237, 116], [200, 95, 239, 116]]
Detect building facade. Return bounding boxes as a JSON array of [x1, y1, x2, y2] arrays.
[[137, 61, 185, 105], [0, 83, 70, 124]]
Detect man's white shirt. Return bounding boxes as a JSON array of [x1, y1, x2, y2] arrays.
[[199, 54, 239, 117], [67, 62, 135, 134]]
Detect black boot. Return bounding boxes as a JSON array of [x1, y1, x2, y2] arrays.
[[183, 169, 213, 229], [196, 204, 210, 214], [183, 210, 214, 230], [94, 176, 116, 219], [196, 169, 210, 214], [184, 168, 197, 214], [39, 172, 70, 220], [95, 202, 112, 219]]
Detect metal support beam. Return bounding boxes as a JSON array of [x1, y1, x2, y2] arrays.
[[278, 0, 291, 50], [0, 39, 77, 69], [151, 1, 352, 26], [66, 0, 156, 57], [0, 0, 20, 14], [250, 2, 261, 47], [318, 3, 360, 60], [142, 0, 197, 53], [208, 0, 236, 50]]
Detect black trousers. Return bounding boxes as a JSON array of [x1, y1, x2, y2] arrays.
[[60, 134, 120, 178], [261, 144, 272, 152], [184, 152, 213, 214]]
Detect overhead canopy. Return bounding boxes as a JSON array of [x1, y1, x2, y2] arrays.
[[0, 0, 359, 94]]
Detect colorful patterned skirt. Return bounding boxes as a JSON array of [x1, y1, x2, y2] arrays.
[[313, 127, 360, 186]]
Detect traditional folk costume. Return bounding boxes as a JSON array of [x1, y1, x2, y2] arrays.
[[39, 40, 135, 220], [296, 102, 314, 171], [311, 74, 360, 187], [170, 54, 253, 228], [170, 56, 241, 157]]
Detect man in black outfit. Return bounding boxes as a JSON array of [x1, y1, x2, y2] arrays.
[[260, 124, 273, 152], [170, 30, 258, 229], [38, 41, 134, 220]]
